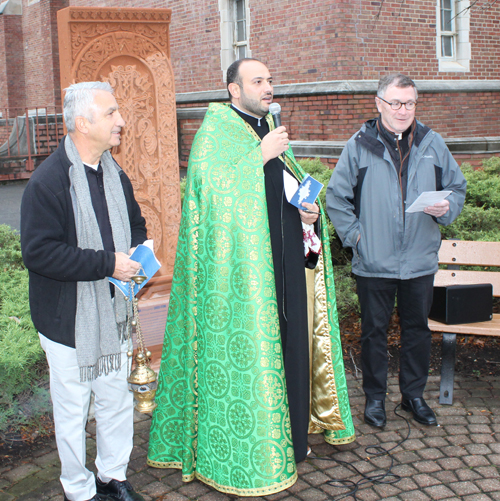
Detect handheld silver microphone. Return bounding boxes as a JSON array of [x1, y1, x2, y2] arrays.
[[269, 102, 282, 128]]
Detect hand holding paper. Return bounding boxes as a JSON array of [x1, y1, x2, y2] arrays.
[[423, 199, 450, 218], [405, 191, 451, 214]]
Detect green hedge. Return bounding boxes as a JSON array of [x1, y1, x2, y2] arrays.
[[441, 156, 500, 242], [0, 225, 49, 434]]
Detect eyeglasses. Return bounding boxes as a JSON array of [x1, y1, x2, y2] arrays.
[[378, 97, 417, 111]]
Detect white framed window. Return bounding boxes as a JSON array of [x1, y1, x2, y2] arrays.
[[436, 0, 471, 72], [219, 0, 251, 80], [234, 0, 248, 60], [440, 0, 455, 58]]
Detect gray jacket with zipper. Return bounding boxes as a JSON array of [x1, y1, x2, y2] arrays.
[[326, 118, 467, 279]]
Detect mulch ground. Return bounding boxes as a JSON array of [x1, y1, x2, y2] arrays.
[[341, 312, 500, 379]]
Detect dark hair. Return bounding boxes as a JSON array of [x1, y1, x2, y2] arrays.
[[377, 73, 418, 100], [226, 58, 262, 99]]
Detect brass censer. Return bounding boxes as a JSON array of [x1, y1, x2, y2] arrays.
[[126, 273, 158, 413]]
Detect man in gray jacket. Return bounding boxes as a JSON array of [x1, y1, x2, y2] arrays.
[[327, 74, 466, 428]]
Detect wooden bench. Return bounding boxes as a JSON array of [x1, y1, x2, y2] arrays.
[[428, 240, 500, 405]]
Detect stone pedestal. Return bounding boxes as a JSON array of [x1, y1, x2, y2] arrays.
[[57, 8, 181, 298]]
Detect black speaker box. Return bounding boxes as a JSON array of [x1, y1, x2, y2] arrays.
[[429, 283, 493, 325]]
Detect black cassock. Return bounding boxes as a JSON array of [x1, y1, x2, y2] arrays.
[[232, 106, 317, 462]]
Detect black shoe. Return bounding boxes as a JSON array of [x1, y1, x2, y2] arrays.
[[64, 494, 113, 501], [96, 478, 145, 501], [364, 398, 386, 428], [401, 397, 437, 426]]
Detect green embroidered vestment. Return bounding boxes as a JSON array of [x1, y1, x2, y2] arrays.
[[147, 103, 355, 496]]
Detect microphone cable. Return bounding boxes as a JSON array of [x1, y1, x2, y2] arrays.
[[308, 403, 413, 500]]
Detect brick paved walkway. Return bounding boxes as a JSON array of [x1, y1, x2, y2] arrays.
[[1, 372, 499, 501]]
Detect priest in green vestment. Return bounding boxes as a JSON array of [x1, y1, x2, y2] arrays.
[[147, 58, 355, 496]]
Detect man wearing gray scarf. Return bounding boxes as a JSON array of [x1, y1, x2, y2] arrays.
[[21, 82, 148, 501]]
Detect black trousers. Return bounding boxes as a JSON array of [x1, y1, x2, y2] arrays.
[[356, 274, 434, 400]]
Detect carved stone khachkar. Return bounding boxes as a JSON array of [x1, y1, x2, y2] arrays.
[[57, 8, 180, 298]]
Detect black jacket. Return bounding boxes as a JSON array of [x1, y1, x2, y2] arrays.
[[21, 138, 147, 348]]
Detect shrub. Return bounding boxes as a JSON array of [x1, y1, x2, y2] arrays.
[[0, 225, 48, 434], [441, 157, 500, 242], [333, 264, 360, 322], [299, 158, 353, 265]]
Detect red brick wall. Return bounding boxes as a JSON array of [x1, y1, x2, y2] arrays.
[[177, 89, 500, 165], [0, 18, 8, 110], [178, 117, 203, 170], [65, 0, 500, 94], [0, 15, 26, 109], [22, 0, 68, 108], [281, 91, 500, 141]]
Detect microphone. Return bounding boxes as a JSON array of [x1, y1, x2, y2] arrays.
[[269, 102, 282, 128]]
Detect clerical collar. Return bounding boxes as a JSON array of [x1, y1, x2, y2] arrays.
[[377, 116, 413, 142], [231, 104, 265, 126]]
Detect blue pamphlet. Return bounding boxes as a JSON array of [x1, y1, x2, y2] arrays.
[[289, 174, 324, 209], [108, 243, 161, 297]]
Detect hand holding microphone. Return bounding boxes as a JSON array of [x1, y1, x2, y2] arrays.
[[261, 103, 289, 165]]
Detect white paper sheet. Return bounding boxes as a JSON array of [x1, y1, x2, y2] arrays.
[[283, 170, 299, 202], [405, 191, 452, 213]]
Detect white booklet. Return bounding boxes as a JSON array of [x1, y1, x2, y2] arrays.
[[406, 191, 452, 213], [108, 240, 161, 297]]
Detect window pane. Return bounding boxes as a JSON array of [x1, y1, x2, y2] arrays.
[[444, 10, 452, 30], [440, 0, 454, 32], [236, 0, 244, 20], [237, 20, 246, 41], [238, 45, 246, 59], [442, 36, 453, 57]]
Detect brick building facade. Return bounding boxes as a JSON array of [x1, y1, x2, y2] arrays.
[[1, 0, 499, 168]]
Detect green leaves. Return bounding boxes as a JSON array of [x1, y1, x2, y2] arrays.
[[0, 225, 46, 434], [442, 157, 500, 242]]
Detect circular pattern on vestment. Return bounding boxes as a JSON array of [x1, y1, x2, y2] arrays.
[[169, 379, 186, 410], [208, 426, 232, 461], [205, 361, 230, 398], [185, 188, 209, 226], [234, 194, 265, 231], [250, 440, 286, 479], [252, 370, 286, 410], [261, 236, 274, 267], [196, 259, 207, 291], [220, 121, 254, 143], [230, 466, 252, 489], [208, 162, 241, 194], [227, 400, 255, 439], [161, 327, 173, 359], [197, 330, 206, 360], [158, 417, 183, 447], [187, 227, 200, 261], [230, 262, 261, 301], [183, 312, 196, 343], [198, 390, 208, 422], [190, 134, 219, 162], [196, 449, 213, 478], [203, 293, 232, 332], [206, 224, 234, 263], [256, 301, 281, 340], [165, 291, 181, 323], [281, 410, 293, 446], [227, 332, 258, 371]]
